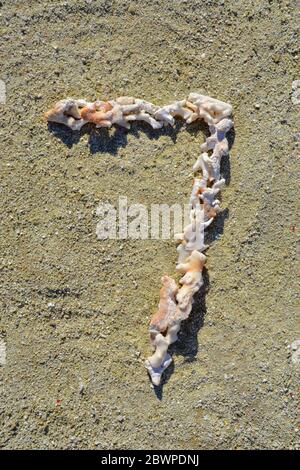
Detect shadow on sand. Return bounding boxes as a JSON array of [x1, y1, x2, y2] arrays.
[[47, 118, 211, 156]]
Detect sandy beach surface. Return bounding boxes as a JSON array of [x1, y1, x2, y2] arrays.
[[0, 0, 299, 449]]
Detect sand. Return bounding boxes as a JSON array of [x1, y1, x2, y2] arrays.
[[0, 0, 299, 450]]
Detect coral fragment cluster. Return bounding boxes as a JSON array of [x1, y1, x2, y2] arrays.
[[45, 93, 234, 385]]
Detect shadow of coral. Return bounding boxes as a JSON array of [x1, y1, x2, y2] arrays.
[[221, 125, 235, 185], [48, 118, 193, 156]]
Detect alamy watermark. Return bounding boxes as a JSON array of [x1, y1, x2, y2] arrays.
[[292, 80, 300, 105], [96, 196, 204, 240], [0, 80, 6, 104], [0, 339, 6, 366]]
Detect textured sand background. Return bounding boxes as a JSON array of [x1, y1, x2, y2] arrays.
[[0, 0, 299, 450]]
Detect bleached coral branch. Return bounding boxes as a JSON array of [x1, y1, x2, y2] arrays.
[[145, 250, 207, 386], [45, 92, 234, 386]]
